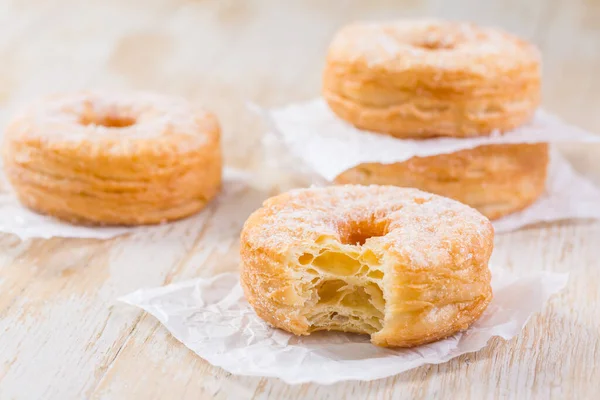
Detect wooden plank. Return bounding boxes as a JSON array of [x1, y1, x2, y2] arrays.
[[0, 0, 599, 399], [90, 223, 600, 400]]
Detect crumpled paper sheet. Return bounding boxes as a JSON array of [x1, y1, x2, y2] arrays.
[[261, 99, 600, 233], [267, 99, 600, 181], [492, 151, 600, 232], [120, 268, 568, 385], [0, 168, 251, 240]]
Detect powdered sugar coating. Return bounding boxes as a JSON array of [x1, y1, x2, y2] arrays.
[[328, 19, 540, 74], [241, 185, 494, 347], [2, 90, 222, 225], [6, 91, 215, 154], [243, 185, 493, 268]]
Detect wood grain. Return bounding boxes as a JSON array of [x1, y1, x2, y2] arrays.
[[0, 1, 599, 399]]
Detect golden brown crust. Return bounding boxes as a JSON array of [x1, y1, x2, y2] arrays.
[[335, 143, 548, 220], [241, 185, 494, 347], [323, 20, 541, 138], [2, 91, 222, 225]]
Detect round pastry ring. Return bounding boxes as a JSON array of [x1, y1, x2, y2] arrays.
[[241, 185, 494, 347], [2, 91, 223, 225]]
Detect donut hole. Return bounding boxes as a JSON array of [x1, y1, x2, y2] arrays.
[[414, 39, 455, 50], [339, 219, 388, 246], [80, 113, 136, 128], [344, 231, 378, 246], [411, 31, 458, 51]]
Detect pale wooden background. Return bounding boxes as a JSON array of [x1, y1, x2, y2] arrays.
[[0, 1, 599, 399]]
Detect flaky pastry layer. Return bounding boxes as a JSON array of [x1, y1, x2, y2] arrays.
[[323, 20, 541, 138], [335, 144, 548, 220], [2, 91, 222, 225], [241, 185, 494, 347]]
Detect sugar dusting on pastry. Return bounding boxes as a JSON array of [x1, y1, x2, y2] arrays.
[[2, 90, 223, 226], [241, 185, 493, 347], [11, 91, 211, 150], [338, 20, 539, 71], [323, 19, 541, 138]]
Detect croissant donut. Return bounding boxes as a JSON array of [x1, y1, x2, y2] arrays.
[[335, 144, 549, 220], [2, 91, 222, 225], [241, 185, 493, 347], [323, 20, 541, 138]]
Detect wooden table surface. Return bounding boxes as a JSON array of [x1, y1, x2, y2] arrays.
[[1, 1, 600, 399]]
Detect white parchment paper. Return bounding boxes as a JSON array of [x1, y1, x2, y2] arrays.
[[0, 168, 251, 240], [120, 268, 568, 385], [267, 99, 600, 181], [260, 99, 600, 233], [492, 152, 600, 232]]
